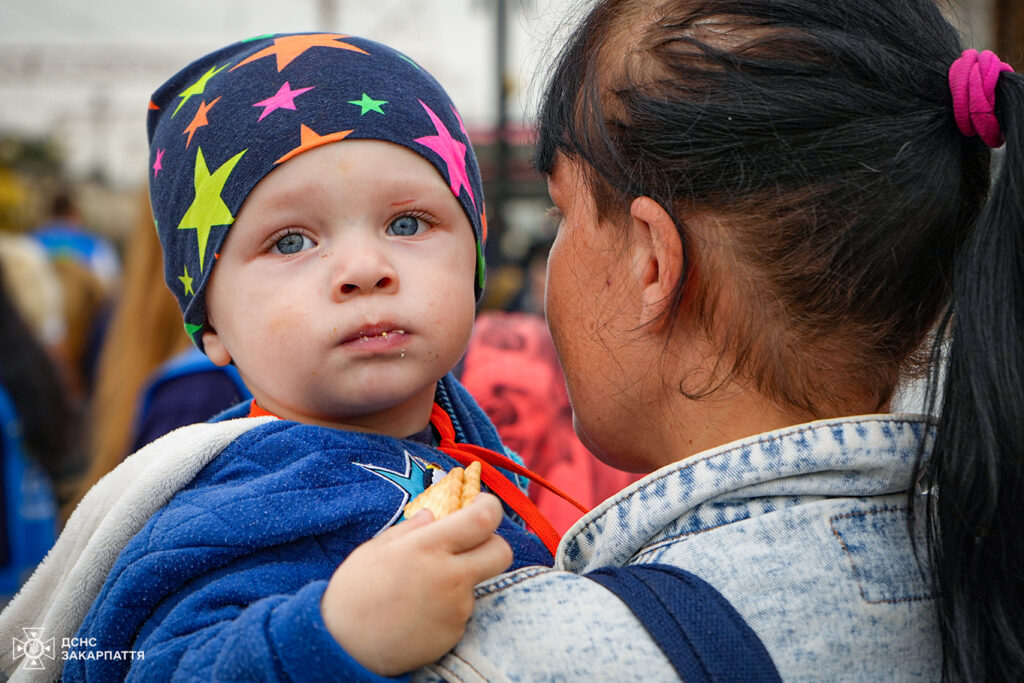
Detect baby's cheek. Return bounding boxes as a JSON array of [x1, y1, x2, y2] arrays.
[[261, 303, 314, 341], [429, 278, 473, 317]]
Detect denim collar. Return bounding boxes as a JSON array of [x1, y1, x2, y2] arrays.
[[558, 415, 933, 572]]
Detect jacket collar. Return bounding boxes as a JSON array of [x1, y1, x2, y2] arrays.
[[557, 415, 933, 572]]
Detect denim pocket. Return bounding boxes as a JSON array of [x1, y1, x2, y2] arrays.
[[830, 507, 931, 604]]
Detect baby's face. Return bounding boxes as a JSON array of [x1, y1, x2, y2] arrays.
[[202, 140, 477, 436]]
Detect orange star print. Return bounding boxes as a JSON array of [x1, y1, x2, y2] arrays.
[[230, 34, 368, 73], [183, 97, 221, 148], [275, 124, 353, 164]]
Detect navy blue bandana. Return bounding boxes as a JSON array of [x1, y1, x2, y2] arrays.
[[147, 33, 487, 349]]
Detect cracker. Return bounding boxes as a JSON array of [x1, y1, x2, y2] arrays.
[[460, 461, 481, 509], [404, 461, 482, 520]]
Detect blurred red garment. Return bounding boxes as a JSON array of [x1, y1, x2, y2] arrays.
[[459, 311, 641, 534]]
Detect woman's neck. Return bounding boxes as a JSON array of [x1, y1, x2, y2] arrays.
[[599, 378, 883, 473]]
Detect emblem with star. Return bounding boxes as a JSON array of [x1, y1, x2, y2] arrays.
[[355, 451, 445, 529]]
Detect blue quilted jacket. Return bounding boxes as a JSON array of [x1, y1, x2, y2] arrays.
[[65, 375, 551, 681]]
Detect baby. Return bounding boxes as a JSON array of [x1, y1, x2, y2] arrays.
[[0, 33, 561, 681]]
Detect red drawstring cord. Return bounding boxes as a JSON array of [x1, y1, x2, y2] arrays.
[[248, 400, 275, 418], [429, 403, 589, 556], [247, 400, 590, 555]]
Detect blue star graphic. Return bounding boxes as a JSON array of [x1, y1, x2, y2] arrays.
[[355, 451, 440, 528]]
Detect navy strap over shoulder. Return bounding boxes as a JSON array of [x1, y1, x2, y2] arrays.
[[586, 564, 781, 683]]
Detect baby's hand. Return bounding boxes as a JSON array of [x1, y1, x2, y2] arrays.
[[321, 493, 513, 676]]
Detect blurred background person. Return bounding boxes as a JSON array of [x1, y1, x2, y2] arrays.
[[30, 189, 120, 402], [77, 192, 249, 508], [48, 254, 110, 403], [0, 233, 87, 512], [0, 194, 117, 513], [32, 190, 121, 288], [0, 233, 65, 354], [504, 237, 550, 316], [0, 260, 71, 604]]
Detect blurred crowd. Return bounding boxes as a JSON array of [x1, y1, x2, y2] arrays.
[[0, 175, 638, 605]]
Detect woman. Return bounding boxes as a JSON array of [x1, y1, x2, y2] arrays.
[[328, 0, 1022, 680]]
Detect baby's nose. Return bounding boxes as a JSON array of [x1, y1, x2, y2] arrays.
[[330, 246, 399, 297], [339, 276, 394, 294]]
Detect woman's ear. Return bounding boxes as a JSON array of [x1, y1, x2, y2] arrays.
[[628, 196, 684, 320], [201, 326, 233, 367]]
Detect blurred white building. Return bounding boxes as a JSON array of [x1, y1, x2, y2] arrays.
[[0, 0, 577, 187], [0, 0, 1001, 251]]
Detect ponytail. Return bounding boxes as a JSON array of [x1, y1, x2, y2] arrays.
[[922, 67, 1024, 681]]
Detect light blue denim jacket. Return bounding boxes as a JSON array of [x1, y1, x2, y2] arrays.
[[417, 415, 940, 681]]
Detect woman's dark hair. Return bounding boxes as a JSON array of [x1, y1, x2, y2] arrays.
[[536, 0, 1023, 679], [0, 261, 72, 486]]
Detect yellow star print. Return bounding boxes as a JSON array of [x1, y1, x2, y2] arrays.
[[174, 64, 228, 117], [178, 265, 195, 296], [177, 147, 246, 273]]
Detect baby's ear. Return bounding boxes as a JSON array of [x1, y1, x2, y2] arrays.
[[202, 327, 233, 367]]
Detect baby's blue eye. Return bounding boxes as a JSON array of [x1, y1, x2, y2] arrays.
[[387, 216, 425, 236], [273, 233, 314, 255]]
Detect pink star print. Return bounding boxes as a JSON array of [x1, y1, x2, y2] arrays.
[[153, 148, 165, 177], [414, 101, 476, 209], [452, 105, 470, 141], [254, 82, 315, 122]]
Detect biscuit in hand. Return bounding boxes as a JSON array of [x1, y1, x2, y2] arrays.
[[404, 461, 482, 520], [459, 461, 481, 509]]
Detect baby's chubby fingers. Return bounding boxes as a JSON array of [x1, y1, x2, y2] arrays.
[[461, 531, 514, 586], [419, 493, 507, 554], [378, 506, 435, 540], [422, 494, 513, 585], [321, 494, 512, 674]]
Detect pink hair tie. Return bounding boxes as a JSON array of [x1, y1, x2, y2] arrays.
[[949, 48, 1014, 147]]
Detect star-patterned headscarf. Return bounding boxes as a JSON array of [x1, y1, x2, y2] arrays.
[[148, 33, 487, 350]]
